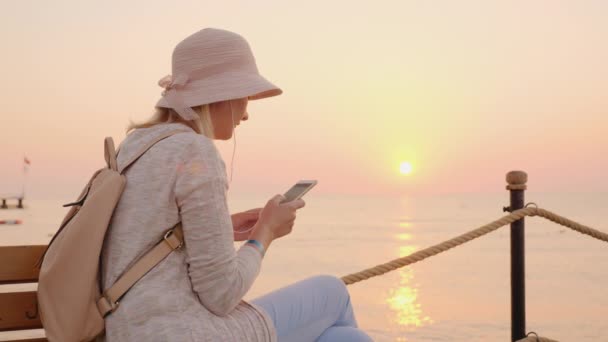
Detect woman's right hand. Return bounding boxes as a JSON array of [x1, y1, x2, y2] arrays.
[[249, 195, 306, 249]]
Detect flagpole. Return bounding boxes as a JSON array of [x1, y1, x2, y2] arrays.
[[22, 155, 28, 199]]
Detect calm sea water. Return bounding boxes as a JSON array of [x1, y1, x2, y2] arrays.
[[1, 192, 607, 341]]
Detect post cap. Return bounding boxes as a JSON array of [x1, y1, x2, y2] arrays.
[[506, 170, 527, 190]]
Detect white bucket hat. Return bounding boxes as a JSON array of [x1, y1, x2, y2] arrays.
[[155, 28, 282, 120]]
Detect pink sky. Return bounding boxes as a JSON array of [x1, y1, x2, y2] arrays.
[[1, 0, 607, 199]]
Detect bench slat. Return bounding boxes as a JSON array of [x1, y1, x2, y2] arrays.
[[0, 246, 46, 284], [0, 291, 42, 331], [0, 329, 46, 342], [0, 246, 48, 341]]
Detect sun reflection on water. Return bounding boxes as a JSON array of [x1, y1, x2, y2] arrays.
[[385, 245, 433, 329], [396, 233, 413, 241]]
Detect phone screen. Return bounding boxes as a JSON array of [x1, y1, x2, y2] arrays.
[[281, 181, 316, 203]]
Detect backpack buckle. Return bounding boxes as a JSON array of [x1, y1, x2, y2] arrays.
[[163, 229, 183, 250], [98, 295, 120, 318]]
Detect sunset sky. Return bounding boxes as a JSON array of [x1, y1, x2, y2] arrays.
[[1, 0, 607, 199]]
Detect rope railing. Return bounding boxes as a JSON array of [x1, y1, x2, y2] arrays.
[[341, 206, 607, 285], [340, 205, 608, 342]]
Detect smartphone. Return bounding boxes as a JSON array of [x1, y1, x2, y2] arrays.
[[280, 180, 318, 204]]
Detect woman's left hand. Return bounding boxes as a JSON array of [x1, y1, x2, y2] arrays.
[[232, 208, 262, 241]]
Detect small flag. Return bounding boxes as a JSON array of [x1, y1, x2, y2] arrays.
[[23, 156, 30, 174]]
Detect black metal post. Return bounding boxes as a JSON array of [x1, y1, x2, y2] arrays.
[[506, 171, 527, 341]]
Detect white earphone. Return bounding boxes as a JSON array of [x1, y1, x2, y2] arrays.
[[229, 100, 257, 235], [228, 100, 237, 184]]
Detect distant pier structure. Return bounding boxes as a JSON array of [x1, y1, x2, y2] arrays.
[[1, 195, 24, 209], [3, 156, 30, 209]]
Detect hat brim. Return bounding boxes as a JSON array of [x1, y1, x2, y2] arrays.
[[155, 72, 282, 109]]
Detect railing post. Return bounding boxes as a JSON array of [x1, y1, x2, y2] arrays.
[[506, 170, 527, 341]]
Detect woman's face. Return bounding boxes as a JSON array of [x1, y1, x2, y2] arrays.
[[209, 98, 249, 140]]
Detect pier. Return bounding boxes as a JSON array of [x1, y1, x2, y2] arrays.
[[0, 195, 24, 209]]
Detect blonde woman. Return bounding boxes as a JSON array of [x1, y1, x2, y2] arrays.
[[100, 28, 372, 341]]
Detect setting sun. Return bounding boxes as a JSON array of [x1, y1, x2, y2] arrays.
[[400, 162, 413, 175]]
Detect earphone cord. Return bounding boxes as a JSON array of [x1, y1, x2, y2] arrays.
[[229, 101, 256, 235], [229, 101, 236, 184]]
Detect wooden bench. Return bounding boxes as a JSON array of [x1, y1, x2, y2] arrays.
[[0, 245, 47, 342]]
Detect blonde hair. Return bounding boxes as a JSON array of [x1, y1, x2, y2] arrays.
[[126, 105, 215, 138]]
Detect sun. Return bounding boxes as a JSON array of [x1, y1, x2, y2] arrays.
[[400, 162, 413, 175]]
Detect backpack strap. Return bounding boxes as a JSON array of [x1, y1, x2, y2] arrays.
[[118, 129, 191, 174], [97, 128, 191, 317], [97, 222, 184, 317], [104, 138, 118, 171]]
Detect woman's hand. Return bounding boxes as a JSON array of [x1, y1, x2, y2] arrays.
[[248, 195, 306, 250], [232, 208, 262, 241]]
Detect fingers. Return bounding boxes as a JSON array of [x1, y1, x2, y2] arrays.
[[269, 195, 305, 209], [233, 212, 259, 223], [270, 194, 286, 205], [243, 211, 260, 218], [286, 199, 306, 210]]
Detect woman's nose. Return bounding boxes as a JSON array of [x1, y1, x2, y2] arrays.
[[242, 111, 249, 121]]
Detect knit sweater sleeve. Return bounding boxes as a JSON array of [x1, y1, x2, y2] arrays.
[[174, 137, 263, 317]]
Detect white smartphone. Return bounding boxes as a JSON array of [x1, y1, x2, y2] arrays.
[[280, 180, 318, 204]]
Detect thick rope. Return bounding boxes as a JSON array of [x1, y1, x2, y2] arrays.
[[338, 206, 604, 342], [341, 207, 608, 285], [534, 208, 608, 243]]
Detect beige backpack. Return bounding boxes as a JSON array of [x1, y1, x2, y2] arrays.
[[36, 129, 188, 342]]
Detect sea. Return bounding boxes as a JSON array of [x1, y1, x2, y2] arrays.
[[1, 192, 607, 341]]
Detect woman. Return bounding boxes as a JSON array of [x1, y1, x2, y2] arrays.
[[100, 28, 372, 342]]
